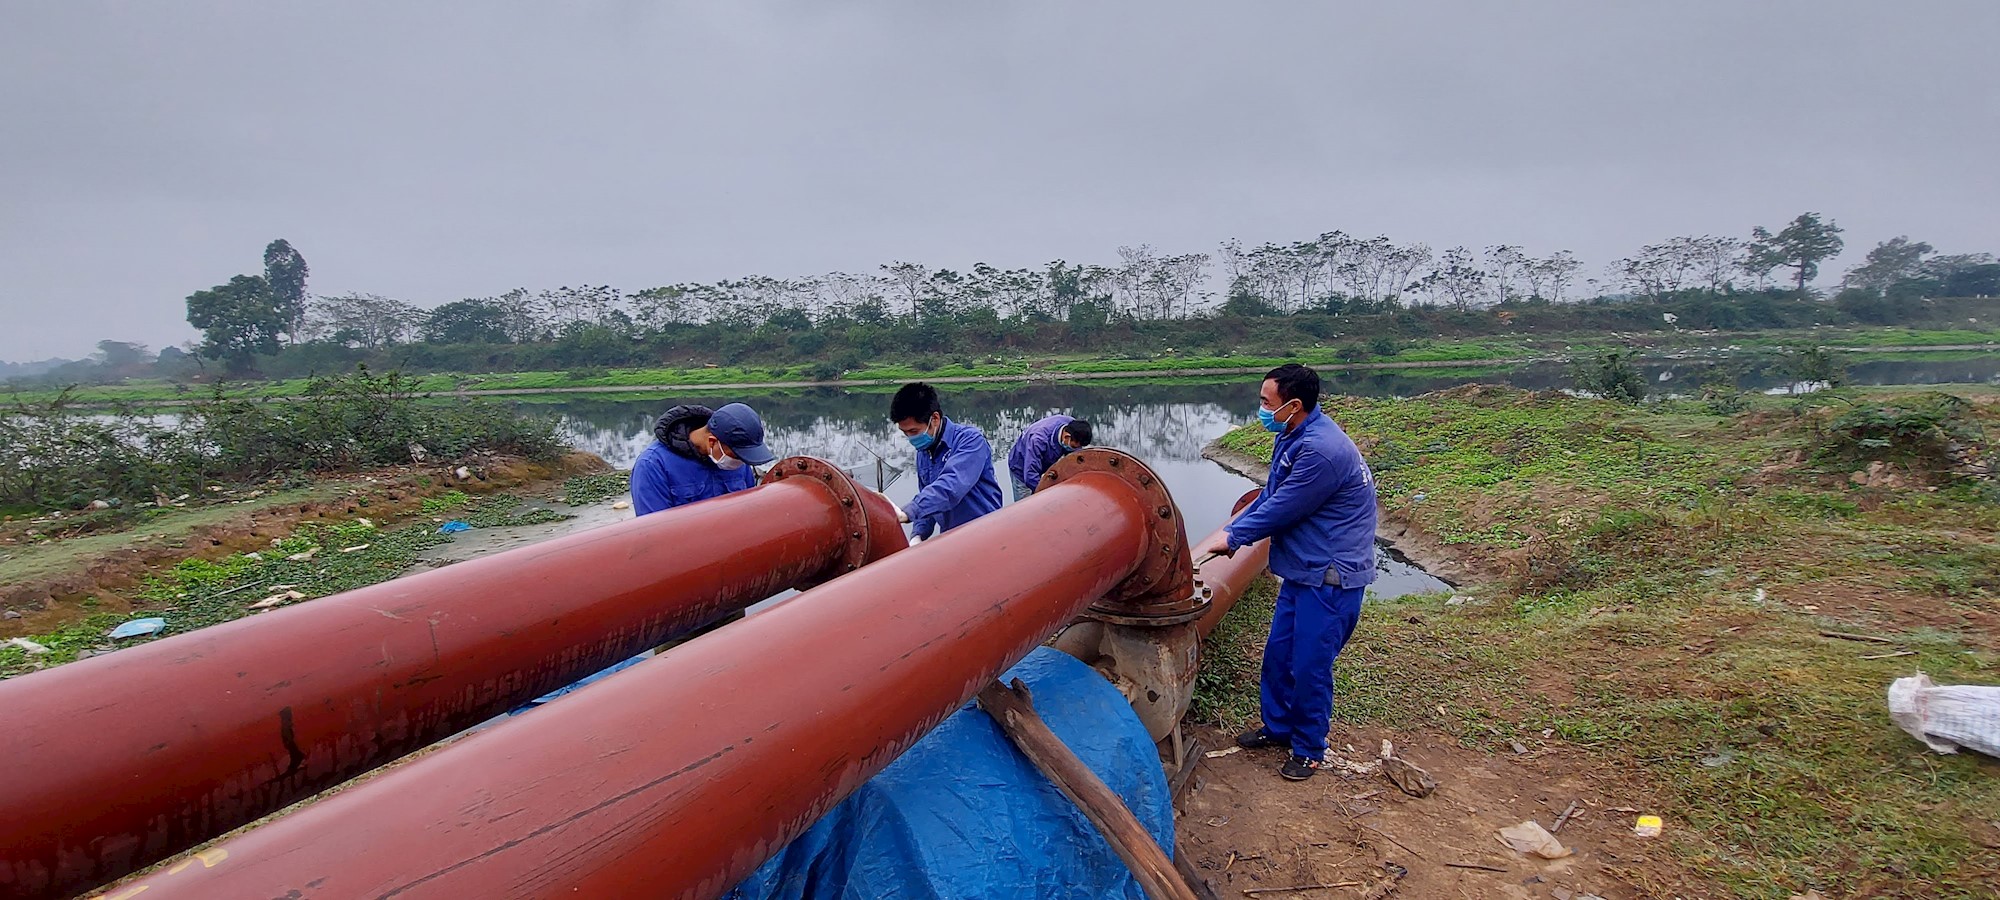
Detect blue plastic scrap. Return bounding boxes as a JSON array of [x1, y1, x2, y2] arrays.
[[108, 617, 166, 639], [727, 647, 1174, 900], [436, 520, 471, 534]]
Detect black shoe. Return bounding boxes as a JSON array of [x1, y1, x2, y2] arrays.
[[1280, 756, 1321, 781], [1235, 727, 1282, 750]]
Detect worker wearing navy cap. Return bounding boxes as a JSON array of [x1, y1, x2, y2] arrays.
[[630, 401, 776, 515], [516, 402, 778, 713]]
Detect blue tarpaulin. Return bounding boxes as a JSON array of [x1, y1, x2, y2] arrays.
[[726, 647, 1174, 900]]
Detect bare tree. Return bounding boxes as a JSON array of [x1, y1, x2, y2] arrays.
[[1693, 236, 1742, 292], [1485, 244, 1529, 305], [1541, 251, 1582, 303], [1383, 243, 1433, 303], [1336, 235, 1396, 303], [308, 293, 421, 348], [1423, 246, 1487, 308]]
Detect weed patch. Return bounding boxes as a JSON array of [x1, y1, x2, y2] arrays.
[[562, 472, 632, 505]]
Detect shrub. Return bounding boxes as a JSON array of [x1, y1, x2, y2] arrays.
[[1779, 344, 1848, 391], [0, 369, 563, 510], [1824, 393, 1984, 471], [1568, 351, 1647, 404]]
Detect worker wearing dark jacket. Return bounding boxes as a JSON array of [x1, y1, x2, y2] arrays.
[[630, 403, 774, 515], [1198, 364, 1377, 781], [509, 401, 774, 713], [890, 383, 1003, 541], [1007, 415, 1092, 501]]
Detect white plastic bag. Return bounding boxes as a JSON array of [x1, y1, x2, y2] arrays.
[[1497, 820, 1571, 859], [1887, 674, 2000, 757]]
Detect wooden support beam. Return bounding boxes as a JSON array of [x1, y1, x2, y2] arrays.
[[978, 679, 1200, 900]]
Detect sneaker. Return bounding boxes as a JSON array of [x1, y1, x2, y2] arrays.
[[1280, 755, 1322, 781], [1235, 727, 1282, 750]]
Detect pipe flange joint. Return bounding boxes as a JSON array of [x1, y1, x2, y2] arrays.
[[762, 456, 873, 586], [1037, 448, 1200, 622]]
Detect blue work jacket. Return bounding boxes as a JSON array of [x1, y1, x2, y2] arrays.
[[630, 440, 758, 516], [1007, 414, 1074, 493], [907, 417, 1004, 539], [1225, 407, 1379, 588]]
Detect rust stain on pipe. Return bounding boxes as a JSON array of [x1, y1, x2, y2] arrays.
[[0, 459, 902, 900], [117, 463, 1173, 900]]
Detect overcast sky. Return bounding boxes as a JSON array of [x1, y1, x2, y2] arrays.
[[2, 1, 1995, 360]]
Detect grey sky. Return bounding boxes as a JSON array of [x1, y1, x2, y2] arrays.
[[3, 1, 1995, 360]]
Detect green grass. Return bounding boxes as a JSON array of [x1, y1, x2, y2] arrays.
[[1825, 327, 2000, 348], [1045, 339, 1537, 375], [1203, 385, 2000, 897], [14, 326, 1997, 407], [1190, 578, 1278, 728], [0, 494, 572, 678]]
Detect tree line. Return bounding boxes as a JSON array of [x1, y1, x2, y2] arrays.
[[9, 215, 1998, 385]]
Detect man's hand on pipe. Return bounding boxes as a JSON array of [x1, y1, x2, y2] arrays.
[[879, 491, 910, 523]]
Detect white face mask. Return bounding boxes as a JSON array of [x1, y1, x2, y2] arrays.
[[709, 442, 746, 471]]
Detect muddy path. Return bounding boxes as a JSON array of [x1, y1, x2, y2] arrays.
[[1178, 724, 1706, 900]]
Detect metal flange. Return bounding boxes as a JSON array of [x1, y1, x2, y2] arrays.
[[761, 456, 874, 587], [1037, 448, 1201, 622]]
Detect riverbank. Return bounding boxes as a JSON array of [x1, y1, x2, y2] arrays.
[[12, 325, 1998, 406], [1201, 439, 1483, 589], [0, 454, 613, 666], [1189, 384, 2000, 898]]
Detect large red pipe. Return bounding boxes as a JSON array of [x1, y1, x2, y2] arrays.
[[0, 458, 902, 900], [1194, 488, 1272, 637], [113, 456, 1180, 900]]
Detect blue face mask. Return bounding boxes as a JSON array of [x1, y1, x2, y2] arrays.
[[908, 431, 934, 450], [1257, 401, 1293, 434]]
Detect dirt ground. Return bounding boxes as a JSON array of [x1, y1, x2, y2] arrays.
[[1179, 726, 1711, 900]]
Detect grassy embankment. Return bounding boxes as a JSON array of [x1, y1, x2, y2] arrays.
[[18, 325, 1996, 406], [0, 472, 630, 679], [1191, 384, 2000, 898]]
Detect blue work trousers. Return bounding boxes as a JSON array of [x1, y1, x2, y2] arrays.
[[1259, 579, 1365, 761]]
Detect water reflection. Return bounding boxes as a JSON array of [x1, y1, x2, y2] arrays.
[[538, 383, 1254, 520], [532, 381, 1461, 598]]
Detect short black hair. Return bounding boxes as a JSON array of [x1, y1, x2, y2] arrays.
[[1264, 363, 1321, 409], [1062, 419, 1093, 446], [889, 382, 942, 423]]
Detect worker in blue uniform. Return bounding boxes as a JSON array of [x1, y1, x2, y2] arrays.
[[1197, 364, 1377, 781], [630, 402, 775, 515], [1007, 414, 1092, 501], [889, 383, 1002, 541], [513, 402, 775, 715]]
